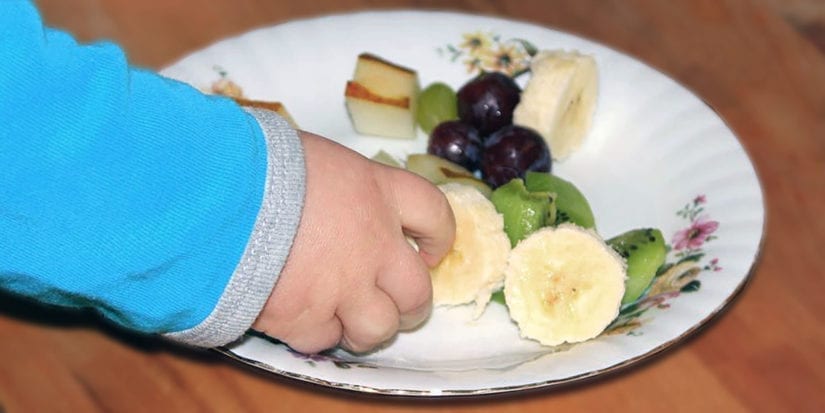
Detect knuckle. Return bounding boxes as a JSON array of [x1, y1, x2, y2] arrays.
[[341, 336, 371, 354], [388, 257, 432, 313], [343, 312, 399, 353]]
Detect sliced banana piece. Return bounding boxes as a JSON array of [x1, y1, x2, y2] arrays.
[[513, 50, 598, 160], [504, 224, 625, 346], [430, 183, 511, 315]]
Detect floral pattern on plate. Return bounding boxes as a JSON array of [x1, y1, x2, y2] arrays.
[[606, 195, 721, 335], [439, 31, 538, 77]]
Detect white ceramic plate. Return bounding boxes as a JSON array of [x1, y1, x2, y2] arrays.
[[161, 11, 765, 396]]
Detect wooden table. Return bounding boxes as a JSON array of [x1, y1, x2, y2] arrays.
[[3, 0, 824, 411]]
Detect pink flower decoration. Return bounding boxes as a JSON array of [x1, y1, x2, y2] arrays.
[[672, 215, 719, 250], [694, 194, 707, 205]]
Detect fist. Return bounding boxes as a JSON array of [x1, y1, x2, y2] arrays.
[[252, 131, 455, 354]]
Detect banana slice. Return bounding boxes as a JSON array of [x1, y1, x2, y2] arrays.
[[513, 50, 598, 160], [430, 183, 511, 315], [504, 224, 625, 346]]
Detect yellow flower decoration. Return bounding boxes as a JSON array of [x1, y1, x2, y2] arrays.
[[481, 42, 528, 75], [459, 31, 493, 56]]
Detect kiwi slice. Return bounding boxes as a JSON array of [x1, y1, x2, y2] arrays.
[[406, 154, 492, 198], [490, 290, 506, 305], [607, 228, 667, 304], [490, 178, 556, 246], [524, 171, 596, 229]]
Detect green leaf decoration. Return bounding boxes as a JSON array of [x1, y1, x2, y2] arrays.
[[677, 252, 705, 264], [680, 280, 702, 293], [510, 38, 539, 56]]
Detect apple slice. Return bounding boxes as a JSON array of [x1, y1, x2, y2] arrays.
[[345, 53, 419, 139], [406, 154, 492, 198]]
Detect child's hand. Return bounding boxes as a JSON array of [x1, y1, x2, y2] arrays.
[[252, 131, 456, 354]]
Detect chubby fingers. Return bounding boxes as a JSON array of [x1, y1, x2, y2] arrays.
[[338, 240, 434, 352], [382, 167, 456, 268], [253, 291, 344, 355], [336, 286, 400, 353], [281, 316, 344, 355], [376, 237, 434, 331]]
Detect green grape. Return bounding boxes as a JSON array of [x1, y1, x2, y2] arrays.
[[416, 82, 458, 134]]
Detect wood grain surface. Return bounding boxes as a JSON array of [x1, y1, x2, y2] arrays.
[[3, 0, 824, 411]]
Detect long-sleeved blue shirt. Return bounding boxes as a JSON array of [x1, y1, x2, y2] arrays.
[[0, 1, 305, 347]]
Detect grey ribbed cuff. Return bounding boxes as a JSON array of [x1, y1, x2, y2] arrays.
[[163, 108, 305, 347]]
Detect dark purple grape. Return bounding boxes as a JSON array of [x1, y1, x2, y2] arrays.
[[457, 72, 521, 136], [481, 125, 552, 188], [427, 120, 483, 171]]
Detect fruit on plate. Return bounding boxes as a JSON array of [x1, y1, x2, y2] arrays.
[[490, 178, 556, 246], [416, 82, 458, 134], [405, 154, 492, 198], [607, 228, 667, 304], [524, 171, 596, 229], [480, 125, 551, 188], [427, 120, 482, 171], [504, 224, 626, 346], [457, 72, 521, 136], [344, 53, 420, 139], [233, 97, 299, 128], [430, 183, 511, 315], [513, 50, 598, 160]]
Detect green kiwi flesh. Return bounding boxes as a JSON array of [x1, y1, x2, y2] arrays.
[[491, 178, 556, 247], [524, 171, 596, 229], [607, 228, 667, 304]]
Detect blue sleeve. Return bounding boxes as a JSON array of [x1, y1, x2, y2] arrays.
[[0, 1, 305, 346]]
